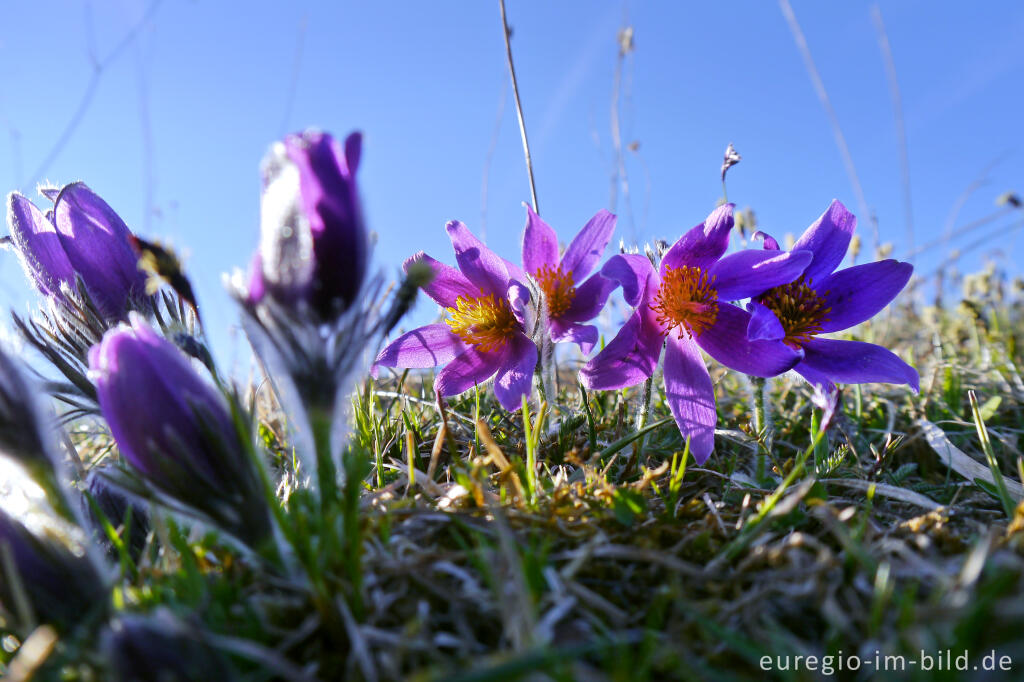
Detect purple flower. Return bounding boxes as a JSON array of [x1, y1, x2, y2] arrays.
[[102, 610, 237, 682], [6, 183, 150, 320], [89, 314, 271, 547], [521, 205, 617, 353], [746, 199, 919, 394], [580, 204, 813, 463], [375, 221, 538, 410], [83, 466, 150, 562], [0, 508, 105, 630], [248, 129, 367, 320]]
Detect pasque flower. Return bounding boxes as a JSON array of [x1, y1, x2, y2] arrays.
[[102, 609, 238, 682], [0, 507, 105, 631], [6, 183, 150, 320], [89, 314, 272, 548], [746, 199, 918, 393], [375, 221, 538, 410], [580, 204, 813, 463], [521, 205, 616, 353], [83, 466, 151, 562], [0, 344, 84, 524], [247, 129, 367, 320]]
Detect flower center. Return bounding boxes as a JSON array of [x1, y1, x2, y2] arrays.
[[445, 293, 518, 352], [757, 277, 831, 349], [534, 264, 576, 318], [650, 266, 719, 338]]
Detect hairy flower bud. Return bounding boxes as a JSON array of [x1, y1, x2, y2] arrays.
[[101, 610, 237, 682], [0, 506, 105, 631], [6, 183, 150, 321], [250, 130, 367, 320], [89, 315, 271, 548]]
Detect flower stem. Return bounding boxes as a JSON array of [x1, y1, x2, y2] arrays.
[[310, 405, 338, 508], [341, 447, 367, 618], [636, 375, 654, 432], [752, 377, 770, 483], [521, 395, 538, 503]]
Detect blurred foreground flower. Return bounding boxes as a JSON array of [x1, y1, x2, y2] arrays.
[[232, 130, 419, 495], [581, 204, 811, 462], [102, 609, 237, 682], [376, 221, 538, 411], [248, 130, 367, 319], [521, 205, 616, 353], [89, 314, 272, 549], [0, 343, 84, 523], [0, 505, 105, 632], [747, 200, 919, 395], [83, 466, 150, 562]]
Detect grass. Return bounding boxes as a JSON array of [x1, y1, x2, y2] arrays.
[[6, 266, 1024, 681]]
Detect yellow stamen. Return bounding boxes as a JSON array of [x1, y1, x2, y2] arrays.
[[445, 293, 517, 352], [757, 277, 831, 349], [650, 266, 719, 339], [534, 264, 576, 318]]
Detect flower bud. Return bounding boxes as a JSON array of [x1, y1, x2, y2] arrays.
[[6, 183, 150, 321], [251, 130, 367, 320], [0, 506, 105, 630], [101, 610, 237, 682], [83, 467, 150, 562], [89, 314, 271, 548]]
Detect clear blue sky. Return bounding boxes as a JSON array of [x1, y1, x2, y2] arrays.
[[1, 1, 1022, 366]]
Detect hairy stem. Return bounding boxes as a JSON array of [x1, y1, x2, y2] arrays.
[[752, 377, 770, 482], [310, 405, 338, 508]]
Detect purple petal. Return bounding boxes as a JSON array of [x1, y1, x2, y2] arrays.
[[403, 252, 477, 308], [791, 199, 856, 284], [52, 182, 148, 318], [435, 346, 501, 397], [660, 204, 734, 274], [550, 320, 599, 354], [375, 324, 465, 369], [800, 338, 919, 391], [695, 304, 803, 377], [38, 187, 61, 202], [560, 272, 616, 324], [708, 249, 813, 301], [521, 205, 559, 275], [245, 251, 266, 304], [284, 130, 366, 313], [746, 300, 785, 342], [579, 306, 663, 390], [560, 209, 616, 280], [795, 363, 836, 395], [600, 254, 658, 308], [91, 315, 236, 486], [446, 220, 510, 297], [663, 335, 717, 464], [818, 260, 913, 332], [493, 333, 538, 411], [344, 131, 362, 173], [754, 230, 780, 250], [504, 258, 528, 288], [508, 280, 535, 334], [6, 192, 75, 298]]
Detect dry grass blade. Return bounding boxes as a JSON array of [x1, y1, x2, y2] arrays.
[[915, 418, 1024, 500], [821, 478, 943, 511]]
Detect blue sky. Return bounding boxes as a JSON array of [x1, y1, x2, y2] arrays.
[[1, 1, 1022, 365]]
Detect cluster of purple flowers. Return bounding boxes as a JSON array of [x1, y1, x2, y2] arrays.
[[377, 199, 918, 463], [0, 129, 373, 672], [0, 124, 919, 678]]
